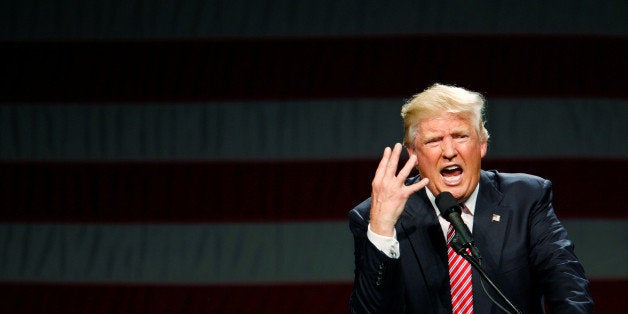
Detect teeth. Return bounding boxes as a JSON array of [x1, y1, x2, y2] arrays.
[[444, 165, 459, 171]]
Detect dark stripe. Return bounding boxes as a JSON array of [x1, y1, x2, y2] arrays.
[[0, 282, 352, 314], [0, 280, 622, 313], [1, 35, 627, 102], [1, 158, 625, 222]]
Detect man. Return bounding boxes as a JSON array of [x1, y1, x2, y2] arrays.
[[349, 84, 593, 313]]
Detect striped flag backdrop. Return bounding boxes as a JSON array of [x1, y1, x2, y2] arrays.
[[1, 1, 627, 313]]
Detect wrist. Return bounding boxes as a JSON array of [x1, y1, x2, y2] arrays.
[[369, 218, 396, 237]]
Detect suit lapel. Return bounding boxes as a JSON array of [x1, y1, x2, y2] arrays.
[[400, 189, 452, 311], [472, 171, 509, 313]]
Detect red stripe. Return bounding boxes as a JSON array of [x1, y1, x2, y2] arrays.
[[0, 279, 622, 313], [1, 35, 626, 103], [1, 158, 625, 222]]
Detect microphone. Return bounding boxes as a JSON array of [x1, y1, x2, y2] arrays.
[[435, 191, 481, 259]]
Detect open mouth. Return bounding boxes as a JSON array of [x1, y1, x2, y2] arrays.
[[440, 165, 463, 185]]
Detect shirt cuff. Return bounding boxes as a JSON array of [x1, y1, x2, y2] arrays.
[[367, 224, 400, 259]]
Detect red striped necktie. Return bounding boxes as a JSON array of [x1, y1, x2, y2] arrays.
[[447, 223, 474, 314]]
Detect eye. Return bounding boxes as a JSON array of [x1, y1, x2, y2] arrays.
[[453, 134, 470, 142], [421, 138, 435, 146]]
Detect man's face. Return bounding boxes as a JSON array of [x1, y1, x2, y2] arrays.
[[406, 113, 487, 202]]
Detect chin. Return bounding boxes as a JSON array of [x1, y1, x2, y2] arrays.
[[441, 187, 466, 200]]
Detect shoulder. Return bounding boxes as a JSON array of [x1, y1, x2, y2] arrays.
[[349, 197, 372, 223], [481, 170, 554, 209], [482, 169, 552, 193]]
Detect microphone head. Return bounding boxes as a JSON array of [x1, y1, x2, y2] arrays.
[[435, 191, 460, 217]]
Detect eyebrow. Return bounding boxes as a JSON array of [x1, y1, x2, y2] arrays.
[[421, 134, 442, 142], [422, 127, 471, 138]]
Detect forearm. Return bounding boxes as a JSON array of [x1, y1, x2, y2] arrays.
[[350, 234, 405, 313], [350, 210, 405, 313], [529, 181, 593, 313], [532, 221, 592, 313]]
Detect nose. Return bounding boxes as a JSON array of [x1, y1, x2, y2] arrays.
[[441, 138, 457, 160]]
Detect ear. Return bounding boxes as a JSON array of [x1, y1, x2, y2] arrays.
[[480, 141, 488, 158], [406, 146, 418, 165]]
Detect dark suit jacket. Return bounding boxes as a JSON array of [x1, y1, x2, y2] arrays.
[[349, 170, 593, 313]]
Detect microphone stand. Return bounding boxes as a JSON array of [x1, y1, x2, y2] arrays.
[[451, 236, 522, 314]]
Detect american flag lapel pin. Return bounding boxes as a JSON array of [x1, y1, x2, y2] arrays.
[[492, 214, 501, 222]]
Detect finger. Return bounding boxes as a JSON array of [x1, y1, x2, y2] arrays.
[[384, 143, 402, 178], [396, 153, 417, 181], [373, 146, 391, 183], [406, 177, 430, 194]]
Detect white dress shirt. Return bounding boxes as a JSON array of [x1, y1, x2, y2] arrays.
[[367, 184, 479, 259]]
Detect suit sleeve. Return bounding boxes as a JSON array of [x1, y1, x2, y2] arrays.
[[349, 203, 405, 313], [527, 179, 594, 313]]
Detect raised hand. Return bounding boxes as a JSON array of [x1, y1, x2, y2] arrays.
[[369, 143, 429, 236]]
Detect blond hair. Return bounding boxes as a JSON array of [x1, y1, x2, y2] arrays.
[[401, 83, 489, 148]]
